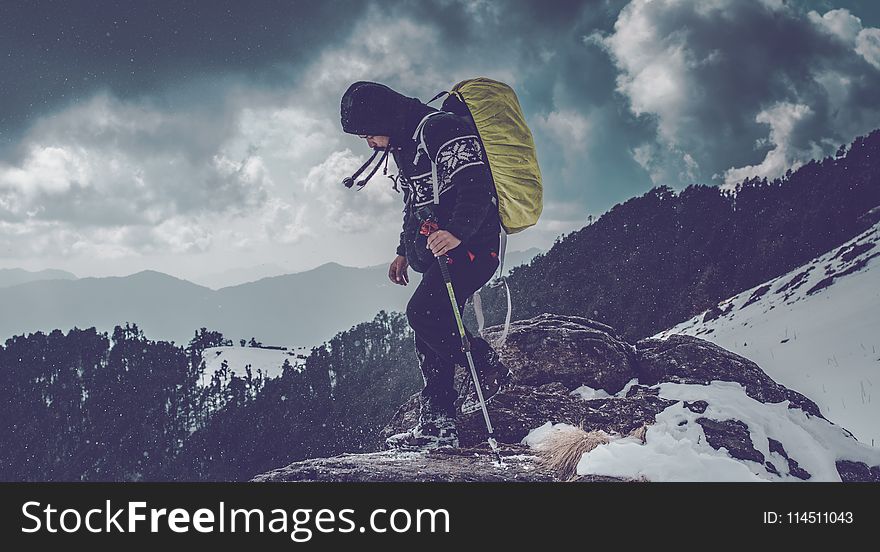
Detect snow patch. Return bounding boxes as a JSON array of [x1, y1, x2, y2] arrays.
[[570, 386, 611, 400], [570, 377, 639, 400], [200, 345, 307, 385], [521, 422, 582, 447]]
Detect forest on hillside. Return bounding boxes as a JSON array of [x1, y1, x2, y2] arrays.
[[0, 312, 419, 481], [474, 129, 880, 341]]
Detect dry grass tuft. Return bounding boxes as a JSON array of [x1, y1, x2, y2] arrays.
[[534, 425, 612, 481], [627, 423, 649, 443]]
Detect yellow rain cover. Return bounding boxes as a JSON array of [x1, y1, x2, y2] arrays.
[[452, 77, 543, 234]]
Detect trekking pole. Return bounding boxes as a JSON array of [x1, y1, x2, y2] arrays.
[[418, 212, 504, 465]]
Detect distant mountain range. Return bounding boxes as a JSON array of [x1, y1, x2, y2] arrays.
[[0, 248, 543, 348], [0, 268, 77, 288], [0, 263, 402, 348], [193, 263, 292, 290], [191, 248, 543, 289]]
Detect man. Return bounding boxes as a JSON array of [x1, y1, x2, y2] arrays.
[[340, 81, 511, 451]]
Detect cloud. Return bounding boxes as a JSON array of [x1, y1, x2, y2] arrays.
[[0, 4, 460, 265], [0, 215, 216, 259], [439, 0, 501, 25], [233, 105, 337, 167], [722, 102, 824, 187], [0, 1, 372, 147], [631, 141, 699, 187], [534, 110, 591, 151], [0, 83, 337, 258], [1, 0, 649, 273], [259, 197, 310, 245], [597, 0, 880, 188], [303, 149, 402, 234], [809, 8, 863, 43], [856, 27, 880, 69], [25, 0, 879, 275], [810, 8, 880, 70], [0, 91, 270, 227]]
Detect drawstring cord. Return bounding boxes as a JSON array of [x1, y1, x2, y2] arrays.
[[383, 146, 402, 193], [354, 145, 389, 191], [342, 148, 380, 189], [341, 145, 392, 191]]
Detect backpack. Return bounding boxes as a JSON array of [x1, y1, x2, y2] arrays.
[[415, 77, 544, 346], [418, 78, 544, 233]]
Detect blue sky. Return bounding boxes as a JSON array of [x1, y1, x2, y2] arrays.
[[1, 0, 879, 283]]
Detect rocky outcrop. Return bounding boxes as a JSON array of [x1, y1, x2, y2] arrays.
[[251, 442, 628, 483], [696, 418, 767, 465], [635, 334, 824, 418], [475, 315, 638, 394], [835, 460, 880, 482], [251, 313, 878, 482]]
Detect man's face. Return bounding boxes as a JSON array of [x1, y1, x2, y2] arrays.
[[359, 134, 390, 149]]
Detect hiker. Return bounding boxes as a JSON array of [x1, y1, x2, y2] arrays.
[[340, 81, 512, 451]]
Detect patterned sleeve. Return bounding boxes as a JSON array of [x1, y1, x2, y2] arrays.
[[422, 114, 496, 243], [396, 220, 407, 257], [396, 179, 410, 257]]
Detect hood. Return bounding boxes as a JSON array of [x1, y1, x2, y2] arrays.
[[340, 81, 437, 147]]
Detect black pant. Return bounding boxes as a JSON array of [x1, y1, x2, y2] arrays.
[[405, 239, 500, 415]]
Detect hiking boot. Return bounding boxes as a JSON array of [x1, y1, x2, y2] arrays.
[[458, 341, 513, 415], [385, 402, 459, 452]]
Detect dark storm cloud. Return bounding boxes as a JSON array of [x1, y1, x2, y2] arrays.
[[1, 0, 650, 222], [3, 0, 880, 265], [597, 0, 880, 187], [375, 0, 650, 210], [0, 0, 369, 147], [383, 0, 628, 112]]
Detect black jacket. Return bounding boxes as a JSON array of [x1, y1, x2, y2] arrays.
[[392, 111, 501, 273], [339, 81, 500, 273]]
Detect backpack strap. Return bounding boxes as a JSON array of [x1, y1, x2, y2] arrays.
[[472, 288, 486, 337], [496, 229, 512, 347], [470, 227, 512, 348], [426, 90, 449, 105], [411, 111, 445, 205]]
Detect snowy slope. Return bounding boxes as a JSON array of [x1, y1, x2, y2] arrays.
[[199, 345, 308, 386], [652, 222, 880, 448]]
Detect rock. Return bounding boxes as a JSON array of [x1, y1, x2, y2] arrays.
[[696, 418, 766, 465], [478, 313, 638, 394], [385, 383, 677, 449], [684, 400, 708, 413], [702, 304, 724, 324], [856, 204, 880, 229], [635, 334, 824, 418], [249, 443, 630, 482], [835, 460, 880, 482], [626, 384, 661, 398], [768, 438, 811, 480], [575, 389, 676, 438], [383, 313, 648, 449]]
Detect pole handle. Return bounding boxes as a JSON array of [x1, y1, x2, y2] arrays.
[[438, 253, 452, 282]]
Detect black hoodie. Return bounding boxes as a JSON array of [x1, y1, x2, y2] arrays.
[[340, 81, 500, 273]]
